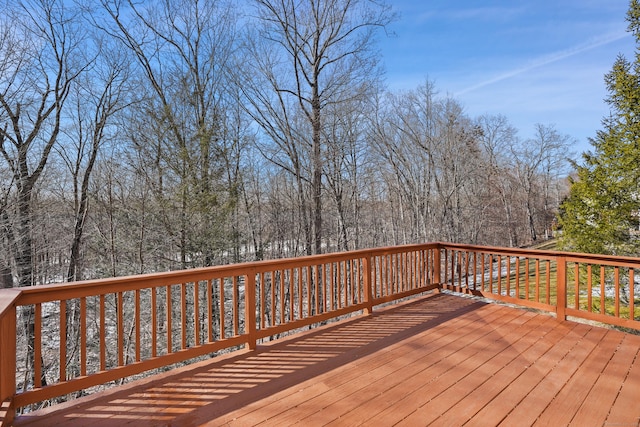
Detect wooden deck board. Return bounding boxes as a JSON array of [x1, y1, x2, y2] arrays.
[[497, 324, 608, 426], [13, 293, 640, 427], [605, 334, 640, 426], [389, 314, 557, 426], [569, 333, 640, 427], [275, 306, 519, 426], [434, 319, 582, 426], [328, 312, 536, 425], [532, 330, 627, 427], [465, 320, 583, 426]]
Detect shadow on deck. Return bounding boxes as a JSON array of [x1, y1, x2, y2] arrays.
[[13, 293, 640, 426]]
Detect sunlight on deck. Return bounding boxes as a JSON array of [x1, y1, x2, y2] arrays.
[[13, 293, 640, 426]]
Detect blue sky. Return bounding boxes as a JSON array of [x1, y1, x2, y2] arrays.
[[379, 1, 636, 155]]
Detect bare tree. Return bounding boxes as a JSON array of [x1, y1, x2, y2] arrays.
[[59, 42, 132, 282], [323, 92, 371, 252], [97, 0, 238, 268], [369, 82, 484, 244], [243, 0, 394, 255], [514, 123, 574, 243], [369, 82, 440, 243], [476, 114, 521, 246], [0, 0, 89, 287]]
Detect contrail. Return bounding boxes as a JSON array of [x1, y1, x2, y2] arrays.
[[455, 31, 630, 96]]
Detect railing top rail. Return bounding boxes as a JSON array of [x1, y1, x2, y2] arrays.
[[439, 242, 640, 266], [4, 241, 640, 306], [0, 288, 21, 320], [7, 243, 440, 306]]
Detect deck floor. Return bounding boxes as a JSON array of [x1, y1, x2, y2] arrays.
[[14, 293, 640, 426]]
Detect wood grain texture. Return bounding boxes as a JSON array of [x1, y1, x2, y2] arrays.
[[13, 293, 640, 427]]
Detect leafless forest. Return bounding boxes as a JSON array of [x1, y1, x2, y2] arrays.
[[0, 0, 575, 290]]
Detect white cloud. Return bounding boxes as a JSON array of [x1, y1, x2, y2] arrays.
[[455, 30, 630, 97]]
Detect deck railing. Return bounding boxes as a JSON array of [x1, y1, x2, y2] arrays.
[[440, 243, 640, 330], [0, 244, 440, 424], [1, 242, 639, 425]]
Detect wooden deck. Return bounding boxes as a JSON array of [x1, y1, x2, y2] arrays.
[[13, 293, 640, 427]]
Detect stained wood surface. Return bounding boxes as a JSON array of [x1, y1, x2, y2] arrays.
[[14, 293, 640, 426]]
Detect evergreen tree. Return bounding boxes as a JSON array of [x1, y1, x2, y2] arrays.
[[558, 0, 640, 255]]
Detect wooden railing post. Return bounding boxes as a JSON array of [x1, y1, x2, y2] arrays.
[[0, 291, 18, 426], [363, 253, 374, 315], [244, 271, 258, 350], [433, 246, 442, 292], [556, 256, 567, 321]]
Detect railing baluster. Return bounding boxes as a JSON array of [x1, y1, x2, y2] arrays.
[[464, 251, 470, 289], [306, 267, 311, 317], [405, 252, 410, 291], [207, 279, 213, 341], [343, 261, 349, 304], [451, 252, 455, 290], [415, 251, 420, 289], [507, 256, 511, 296], [313, 264, 322, 314], [351, 259, 356, 303], [525, 259, 530, 300], [473, 252, 478, 291], [34, 303, 42, 388], [320, 264, 325, 311], [380, 255, 385, 296], [99, 294, 105, 371], [259, 273, 266, 329], [244, 272, 257, 350], [135, 290, 140, 362], [421, 250, 426, 287], [219, 278, 225, 338], [546, 260, 551, 305], [80, 297, 87, 376], [436, 248, 440, 285], [574, 263, 580, 309], [357, 259, 363, 302], [615, 267, 620, 317], [600, 266, 606, 315], [342, 261, 347, 307], [401, 253, 405, 291], [117, 292, 123, 366], [151, 287, 157, 357], [515, 258, 520, 299], [587, 265, 593, 312], [489, 254, 494, 293], [59, 300, 66, 382], [279, 271, 285, 324], [181, 282, 187, 349], [630, 269, 635, 321], [535, 259, 540, 303], [194, 281, 200, 346], [166, 285, 172, 354], [556, 256, 567, 321], [235, 276, 241, 335], [497, 255, 502, 295], [364, 255, 372, 314], [373, 256, 379, 298], [297, 268, 303, 319], [443, 249, 448, 285], [481, 253, 486, 292], [389, 254, 394, 295], [288, 268, 294, 321], [394, 254, 400, 292], [330, 263, 335, 311]]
